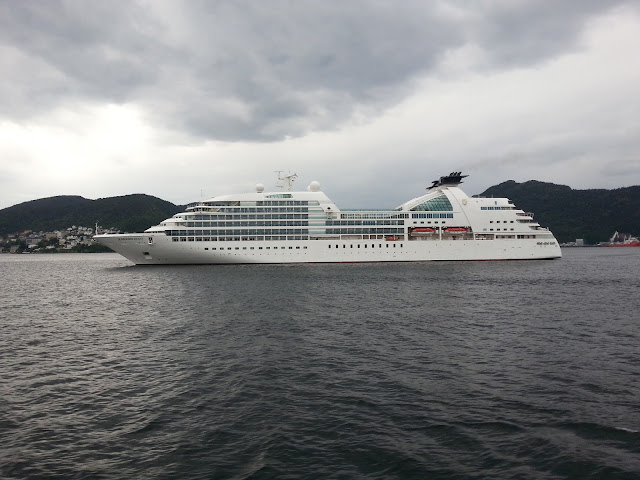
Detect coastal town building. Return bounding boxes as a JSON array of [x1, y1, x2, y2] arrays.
[[0, 225, 120, 253]]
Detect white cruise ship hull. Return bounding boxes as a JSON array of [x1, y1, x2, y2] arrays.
[[94, 172, 562, 265], [95, 233, 561, 265]]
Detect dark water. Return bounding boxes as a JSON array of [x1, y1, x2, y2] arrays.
[[1, 249, 639, 479]]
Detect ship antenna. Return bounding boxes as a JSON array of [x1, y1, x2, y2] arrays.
[[275, 171, 298, 191]]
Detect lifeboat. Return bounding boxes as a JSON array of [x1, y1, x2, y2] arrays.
[[410, 227, 435, 235], [385, 237, 399, 241], [444, 227, 467, 232]]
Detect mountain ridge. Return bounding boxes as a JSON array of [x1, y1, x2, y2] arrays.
[[0, 194, 183, 235]]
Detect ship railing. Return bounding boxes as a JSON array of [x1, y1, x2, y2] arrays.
[[474, 234, 495, 240], [310, 235, 340, 240], [338, 211, 409, 220]]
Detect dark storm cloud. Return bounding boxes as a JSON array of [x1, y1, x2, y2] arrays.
[[0, 0, 634, 141], [470, 0, 623, 66], [0, 0, 173, 116]]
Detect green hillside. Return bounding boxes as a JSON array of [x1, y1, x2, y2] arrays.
[[0, 194, 183, 235], [481, 181, 640, 244]]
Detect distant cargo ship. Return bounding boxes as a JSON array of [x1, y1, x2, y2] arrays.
[[94, 172, 562, 264], [605, 231, 640, 247]]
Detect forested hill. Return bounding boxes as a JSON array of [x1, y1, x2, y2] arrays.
[[481, 181, 640, 244], [0, 194, 183, 235]]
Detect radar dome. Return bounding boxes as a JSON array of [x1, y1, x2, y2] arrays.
[[256, 183, 264, 193], [308, 181, 321, 192]]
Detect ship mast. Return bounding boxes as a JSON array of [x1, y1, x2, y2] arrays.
[[275, 171, 298, 191]]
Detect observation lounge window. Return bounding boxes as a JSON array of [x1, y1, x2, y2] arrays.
[[410, 194, 453, 212]]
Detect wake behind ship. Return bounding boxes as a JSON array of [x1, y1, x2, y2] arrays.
[[94, 172, 562, 265]]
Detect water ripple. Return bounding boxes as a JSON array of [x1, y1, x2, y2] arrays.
[[1, 250, 639, 479]]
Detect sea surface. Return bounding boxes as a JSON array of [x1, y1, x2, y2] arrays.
[[1, 248, 639, 480]]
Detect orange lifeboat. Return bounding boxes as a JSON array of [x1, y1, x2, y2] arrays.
[[411, 227, 435, 233], [444, 227, 467, 232]]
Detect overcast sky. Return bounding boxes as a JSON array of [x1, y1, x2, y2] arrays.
[[1, 0, 639, 210]]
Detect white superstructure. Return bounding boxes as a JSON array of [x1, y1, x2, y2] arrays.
[[94, 172, 561, 264]]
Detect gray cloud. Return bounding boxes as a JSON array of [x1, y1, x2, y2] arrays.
[[471, 0, 619, 65], [0, 0, 636, 142]]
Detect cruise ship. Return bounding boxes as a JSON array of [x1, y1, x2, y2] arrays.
[[94, 172, 562, 264]]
